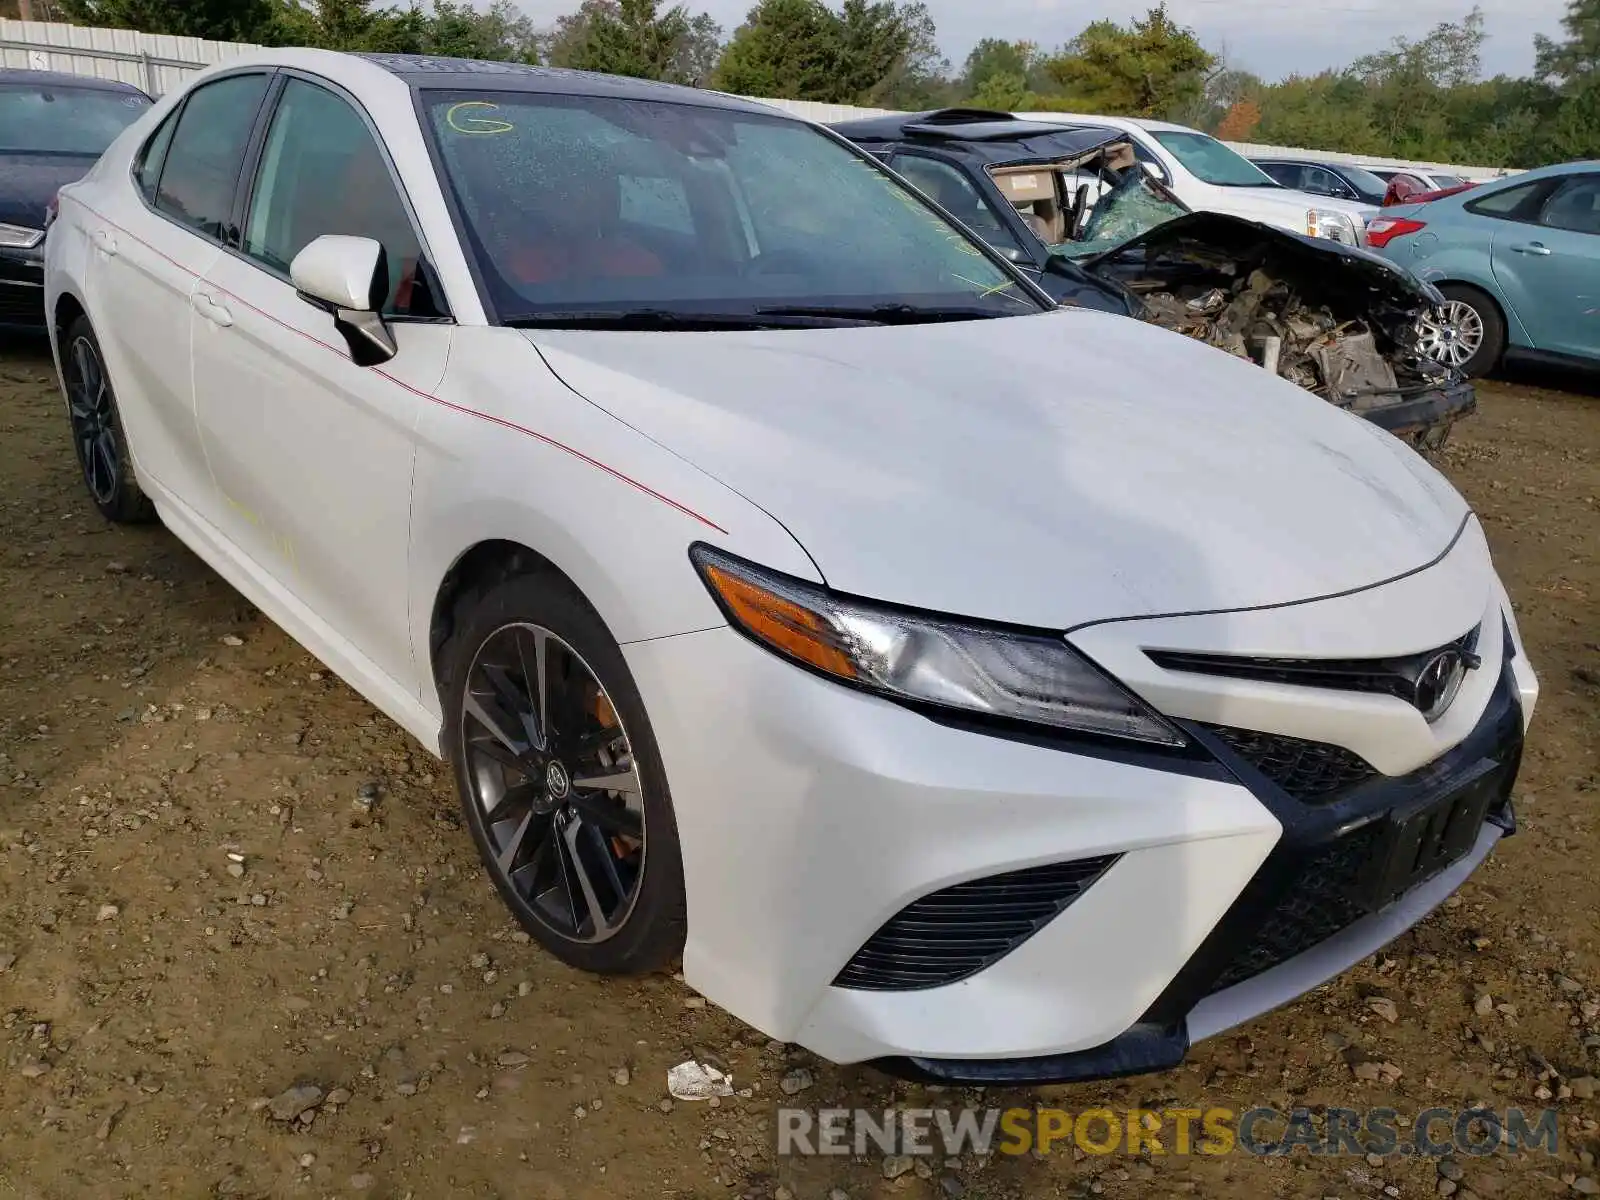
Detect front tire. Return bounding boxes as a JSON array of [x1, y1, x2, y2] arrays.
[[441, 571, 687, 974], [63, 316, 155, 524]]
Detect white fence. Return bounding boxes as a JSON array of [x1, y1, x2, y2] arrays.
[[2, 17, 1511, 180]]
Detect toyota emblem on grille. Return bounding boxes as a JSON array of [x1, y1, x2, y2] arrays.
[[1414, 648, 1473, 721]]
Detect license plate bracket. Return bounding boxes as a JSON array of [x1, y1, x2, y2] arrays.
[[1361, 761, 1503, 909]]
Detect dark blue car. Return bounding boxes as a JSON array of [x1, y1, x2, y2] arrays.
[[0, 70, 153, 330]]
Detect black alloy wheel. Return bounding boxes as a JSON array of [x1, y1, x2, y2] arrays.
[[63, 317, 154, 523], [444, 572, 685, 973]]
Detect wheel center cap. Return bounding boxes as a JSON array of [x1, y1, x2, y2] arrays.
[[545, 760, 571, 801]]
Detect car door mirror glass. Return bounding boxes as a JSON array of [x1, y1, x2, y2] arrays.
[[290, 235, 396, 365]]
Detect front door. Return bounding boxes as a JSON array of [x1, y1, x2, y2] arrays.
[[189, 73, 453, 700]]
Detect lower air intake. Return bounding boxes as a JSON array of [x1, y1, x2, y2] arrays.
[[833, 855, 1120, 992], [1204, 725, 1378, 803]]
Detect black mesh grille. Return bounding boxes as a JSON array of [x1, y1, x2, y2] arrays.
[[1205, 820, 1384, 994], [1204, 725, 1378, 803], [0, 286, 43, 325], [834, 856, 1120, 991]]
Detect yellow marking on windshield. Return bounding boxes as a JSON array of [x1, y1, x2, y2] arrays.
[[445, 101, 514, 135]]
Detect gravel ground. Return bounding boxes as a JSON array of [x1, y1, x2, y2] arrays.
[[0, 340, 1596, 1200]]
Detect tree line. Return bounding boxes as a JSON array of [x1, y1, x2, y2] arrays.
[[12, 0, 1599, 167]]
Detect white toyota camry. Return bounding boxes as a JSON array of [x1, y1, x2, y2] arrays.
[[44, 49, 1539, 1083]]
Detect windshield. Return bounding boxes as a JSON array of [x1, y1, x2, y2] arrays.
[[1051, 169, 1186, 259], [0, 83, 150, 156], [1151, 130, 1279, 188], [423, 91, 1041, 324]]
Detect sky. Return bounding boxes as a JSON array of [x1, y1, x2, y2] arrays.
[[508, 0, 1573, 81]]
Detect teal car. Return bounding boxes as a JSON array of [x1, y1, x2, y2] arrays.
[[1367, 160, 1600, 377]]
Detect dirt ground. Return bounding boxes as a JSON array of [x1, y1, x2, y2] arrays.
[[0, 338, 1596, 1200]]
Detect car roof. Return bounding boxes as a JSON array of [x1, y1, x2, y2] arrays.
[[830, 108, 1122, 165], [0, 68, 149, 96], [1013, 111, 1197, 135], [352, 53, 777, 115]]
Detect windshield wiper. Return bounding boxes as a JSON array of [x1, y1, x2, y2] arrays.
[[753, 302, 1024, 325], [503, 308, 838, 330]]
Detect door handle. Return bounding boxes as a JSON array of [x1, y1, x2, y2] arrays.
[[90, 228, 117, 257], [1511, 242, 1552, 256], [190, 290, 234, 328]]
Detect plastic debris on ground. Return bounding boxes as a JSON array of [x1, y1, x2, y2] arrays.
[[667, 1059, 734, 1100]]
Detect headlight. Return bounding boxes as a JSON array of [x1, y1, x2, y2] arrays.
[[0, 223, 45, 250], [691, 545, 1185, 746], [1306, 209, 1359, 244]]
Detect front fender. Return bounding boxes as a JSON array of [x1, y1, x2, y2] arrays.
[[406, 328, 818, 726]]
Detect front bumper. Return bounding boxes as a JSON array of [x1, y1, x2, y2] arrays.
[[879, 660, 1522, 1084], [0, 246, 47, 330], [1357, 381, 1477, 444], [623, 548, 1535, 1081]]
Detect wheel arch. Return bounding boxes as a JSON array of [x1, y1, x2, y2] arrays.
[[427, 538, 580, 706], [53, 291, 87, 344]]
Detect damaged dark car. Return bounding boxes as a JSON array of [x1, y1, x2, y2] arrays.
[[830, 109, 1476, 450]]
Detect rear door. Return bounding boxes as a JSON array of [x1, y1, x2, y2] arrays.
[[1489, 173, 1600, 361], [85, 72, 272, 508], [189, 72, 453, 696]]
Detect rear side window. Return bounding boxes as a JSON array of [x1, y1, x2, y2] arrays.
[[1538, 176, 1600, 235], [135, 110, 178, 203], [1466, 180, 1548, 221], [154, 73, 271, 241]]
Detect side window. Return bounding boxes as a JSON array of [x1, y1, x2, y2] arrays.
[[1304, 167, 1345, 198], [243, 77, 435, 317], [134, 108, 179, 203], [619, 175, 695, 236], [893, 155, 1028, 256], [1466, 180, 1549, 221], [1259, 163, 1298, 187], [154, 74, 270, 240], [1130, 142, 1169, 183], [1538, 176, 1600, 235]]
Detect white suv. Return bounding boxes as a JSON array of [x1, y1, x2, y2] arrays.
[[1015, 111, 1378, 245]]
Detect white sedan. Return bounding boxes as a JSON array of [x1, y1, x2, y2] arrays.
[[45, 49, 1539, 1083]]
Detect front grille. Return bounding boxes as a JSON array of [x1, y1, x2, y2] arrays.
[[0, 283, 44, 325], [1205, 821, 1383, 994], [834, 855, 1120, 991], [1204, 725, 1378, 803], [1149, 625, 1481, 712]]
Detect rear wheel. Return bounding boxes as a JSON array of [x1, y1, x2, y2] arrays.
[[441, 571, 686, 974], [63, 317, 155, 523], [1417, 286, 1505, 379]]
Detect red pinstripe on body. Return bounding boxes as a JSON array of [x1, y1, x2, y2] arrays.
[[72, 201, 729, 534]]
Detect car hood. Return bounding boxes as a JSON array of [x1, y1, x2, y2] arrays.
[[0, 152, 97, 231], [527, 311, 1469, 630], [1234, 185, 1377, 222]]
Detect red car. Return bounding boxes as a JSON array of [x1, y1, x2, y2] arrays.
[[1373, 168, 1476, 207]]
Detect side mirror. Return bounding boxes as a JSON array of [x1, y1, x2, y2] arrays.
[[290, 234, 396, 366]]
